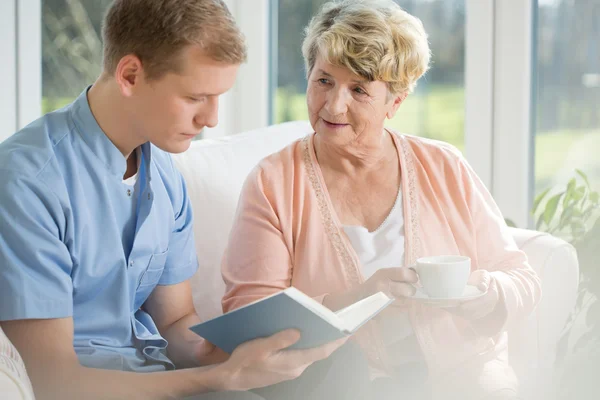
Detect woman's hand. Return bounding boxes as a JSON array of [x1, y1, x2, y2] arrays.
[[361, 267, 419, 301], [446, 270, 501, 321], [323, 267, 418, 312]]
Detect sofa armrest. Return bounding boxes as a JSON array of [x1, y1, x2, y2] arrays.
[[508, 228, 579, 398]]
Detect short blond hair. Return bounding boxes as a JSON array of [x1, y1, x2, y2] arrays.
[[302, 0, 430, 94], [102, 0, 247, 80]]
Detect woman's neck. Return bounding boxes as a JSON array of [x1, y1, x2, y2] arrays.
[[313, 129, 396, 176]]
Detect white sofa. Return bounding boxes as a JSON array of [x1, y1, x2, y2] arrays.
[[0, 121, 579, 399], [0, 327, 34, 400]]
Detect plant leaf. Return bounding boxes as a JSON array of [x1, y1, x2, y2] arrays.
[[536, 212, 546, 231], [570, 221, 586, 239], [572, 187, 586, 201], [504, 218, 517, 228], [573, 330, 599, 353], [532, 187, 551, 215], [562, 190, 573, 209], [544, 193, 563, 225], [590, 191, 599, 204], [558, 205, 575, 230], [586, 299, 600, 328], [576, 169, 590, 188]]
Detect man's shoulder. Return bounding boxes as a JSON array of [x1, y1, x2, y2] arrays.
[[0, 107, 74, 179], [149, 144, 180, 186], [148, 144, 189, 209]]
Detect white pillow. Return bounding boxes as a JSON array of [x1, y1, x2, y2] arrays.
[[172, 121, 312, 321]]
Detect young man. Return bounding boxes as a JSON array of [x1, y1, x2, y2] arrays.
[[0, 1, 361, 399]]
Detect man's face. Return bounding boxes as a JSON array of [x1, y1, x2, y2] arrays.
[[131, 46, 239, 154]]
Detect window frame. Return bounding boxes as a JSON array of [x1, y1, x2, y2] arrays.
[[0, 0, 17, 141], [3, 0, 536, 227]]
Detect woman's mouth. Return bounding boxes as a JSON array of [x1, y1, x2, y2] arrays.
[[322, 119, 349, 129]]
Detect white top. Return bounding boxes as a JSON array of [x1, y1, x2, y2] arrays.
[[342, 187, 405, 280], [342, 188, 418, 361], [122, 147, 142, 186]]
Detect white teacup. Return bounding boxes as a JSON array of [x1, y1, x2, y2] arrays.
[[413, 255, 471, 298]]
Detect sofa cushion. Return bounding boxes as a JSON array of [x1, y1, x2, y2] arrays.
[[172, 121, 312, 320]]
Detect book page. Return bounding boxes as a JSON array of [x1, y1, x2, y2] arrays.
[[335, 292, 394, 332], [283, 287, 343, 328]]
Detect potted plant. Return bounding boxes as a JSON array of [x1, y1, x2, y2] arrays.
[[530, 170, 599, 399]]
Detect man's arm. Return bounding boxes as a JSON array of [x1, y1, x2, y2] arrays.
[[144, 280, 228, 368], [2, 316, 347, 400], [0, 318, 222, 400]]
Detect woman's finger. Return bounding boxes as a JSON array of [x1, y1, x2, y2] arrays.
[[389, 282, 416, 298], [467, 269, 490, 292]]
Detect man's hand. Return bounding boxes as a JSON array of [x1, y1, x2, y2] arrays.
[[193, 339, 229, 365], [215, 329, 347, 392]]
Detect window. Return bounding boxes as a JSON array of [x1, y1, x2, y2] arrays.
[[42, 0, 111, 114], [271, 0, 466, 150], [533, 0, 600, 193]]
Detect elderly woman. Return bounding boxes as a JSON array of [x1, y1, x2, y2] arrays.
[[222, 1, 541, 399]]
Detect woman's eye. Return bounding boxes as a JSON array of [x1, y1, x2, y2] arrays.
[[317, 78, 330, 85], [353, 87, 366, 95]]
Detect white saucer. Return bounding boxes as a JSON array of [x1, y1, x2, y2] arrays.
[[410, 284, 486, 307]]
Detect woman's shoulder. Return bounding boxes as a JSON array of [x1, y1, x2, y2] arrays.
[[389, 129, 465, 163], [249, 134, 311, 186]]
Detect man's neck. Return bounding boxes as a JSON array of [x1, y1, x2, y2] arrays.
[[123, 148, 139, 180], [87, 78, 143, 162]]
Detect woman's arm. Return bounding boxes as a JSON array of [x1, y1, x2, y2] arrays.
[[222, 163, 419, 314], [221, 165, 297, 313], [458, 156, 542, 334]]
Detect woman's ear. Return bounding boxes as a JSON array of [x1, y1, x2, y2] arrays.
[[386, 92, 408, 119]]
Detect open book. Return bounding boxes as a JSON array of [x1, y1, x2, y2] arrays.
[[189, 287, 394, 353]]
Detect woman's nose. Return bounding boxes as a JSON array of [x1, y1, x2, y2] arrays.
[[325, 89, 349, 116]]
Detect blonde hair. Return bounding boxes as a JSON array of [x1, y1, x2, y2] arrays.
[[102, 0, 247, 80], [302, 0, 430, 94]]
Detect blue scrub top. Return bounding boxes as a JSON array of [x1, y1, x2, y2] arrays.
[[0, 89, 199, 371]]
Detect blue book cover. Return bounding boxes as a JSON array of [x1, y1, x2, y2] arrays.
[[189, 287, 393, 354]]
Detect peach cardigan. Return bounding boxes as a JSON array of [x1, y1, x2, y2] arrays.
[[222, 130, 541, 396]]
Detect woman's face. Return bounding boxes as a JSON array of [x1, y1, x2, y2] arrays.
[[306, 55, 404, 146]]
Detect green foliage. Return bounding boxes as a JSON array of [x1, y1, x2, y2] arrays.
[[531, 169, 599, 246], [532, 170, 600, 398]]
